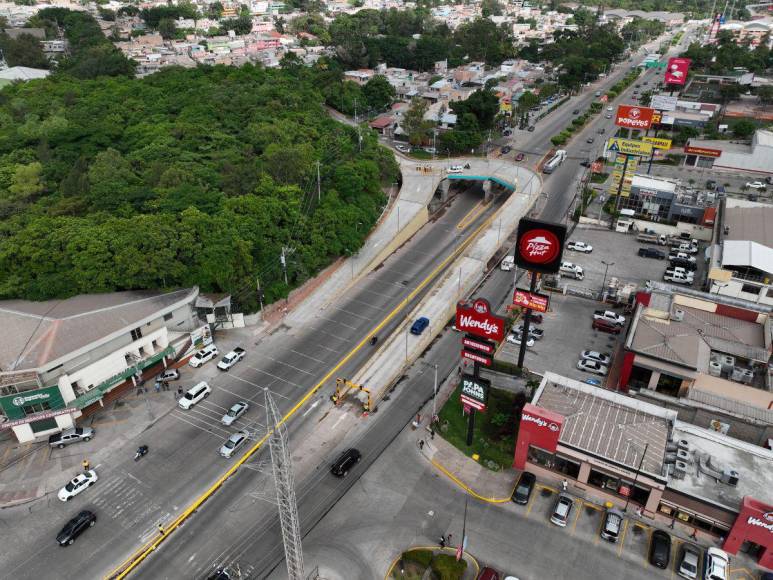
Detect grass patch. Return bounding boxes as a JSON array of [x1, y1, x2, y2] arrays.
[[432, 553, 467, 580], [409, 149, 433, 160], [437, 383, 523, 471]]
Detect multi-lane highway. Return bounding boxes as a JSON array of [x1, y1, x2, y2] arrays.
[[0, 32, 682, 580]]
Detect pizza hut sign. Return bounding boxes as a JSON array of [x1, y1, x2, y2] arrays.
[[456, 298, 505, 343], [514, 218, 566, 274]]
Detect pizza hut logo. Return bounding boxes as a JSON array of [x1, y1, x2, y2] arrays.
[[519, 230, 559, 264]]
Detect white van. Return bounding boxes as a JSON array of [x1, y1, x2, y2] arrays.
[[188, 344, 219, 368], [178, 381, 212, 410], [500, 255, 515, 271]]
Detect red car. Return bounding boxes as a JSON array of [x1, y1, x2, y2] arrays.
[[515, 153, 525, 162], [593, 318, 622, 334]]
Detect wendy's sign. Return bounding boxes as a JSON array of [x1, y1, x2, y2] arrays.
[[456, 298, 505, 343], [514, 218, 566, 274]]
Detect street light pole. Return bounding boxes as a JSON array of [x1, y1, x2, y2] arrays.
[[601, 260, 614, 299], [624, 442, 649, 513], [432, 363, 438, 421]]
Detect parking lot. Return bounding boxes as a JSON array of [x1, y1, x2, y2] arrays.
[[517, 482, 753, 579]]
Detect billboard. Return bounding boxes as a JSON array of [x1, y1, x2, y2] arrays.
[[455, 298, 505, 343], [650, 94, 678, 111], [665, 57, 691, 86], [615, 105, 655, 130], [643, 137, 672, 150], [462, 336, 496, 354], [606, 138, 653, 156], [461, 350, 492, 366], [512, 289, 549, 313], [684, 145, 722, 158], [513, 403, 565, 469], [513, 218, 567, 274], [460, 374, 489, 412]]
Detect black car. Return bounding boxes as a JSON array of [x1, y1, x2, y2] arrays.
[[501, 145, 512, 154], [57, 510, 96, 546], [638, 247, 665, 260], [511, 472, 536, 505], [572, 109, 580, 114], [670, 258, 697, 271], [527, 125, 535, 132], [331, 448, 361, 477], [649, 530, 671, 569]]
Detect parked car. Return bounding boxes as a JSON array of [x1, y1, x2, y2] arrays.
[[649, 530, 672, 569], [670, 257, 698, 271], [501, 145, 512, 154], [410, 317, 430, 335], [178, 381, 212, 410], [593, 318, 622, 334], [221, 401, 249, 426], [477, 568, 500, 580], [581, 350, 611, 366], [500, 255, 515, 271], [395, 144, 410, 153], [217, 347, 246, 371], [331, 448, 361, 477], [638, 247, 666, 260], [706, 179, 717, 190], [577, 359, 608, 375], [57, 510, 96, 546], [515, 324, 544, 340], [550, 493, 574, 527], [559, 261, 584, 280], [567, 241, 593, 253], [156, 369, 180, 382], [49, 427, 95, 449], [745, 181, 766, 189], [507, 333, 535, 347], [593, 310, 625, 326], [58, 470, 98, 502], [586, 137, 594, 144], [703, 548, 729, 580], [600, 508, 624, 543], [572, 109, 580, 114], [527, 125, 535, 132], [511, 471, 536, 505], [189, 344, 219, 368], [678, 544, 700, 579], [530, 313, 544, 324], [515, 152, 525, 161], [219, 431, 249, 458]]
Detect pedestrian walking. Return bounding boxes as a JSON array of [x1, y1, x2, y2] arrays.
[[419, 440, 425, 450], [446, 533, 453, 546], [176, 386, 183, 399], [158, 524, 165, 535], [689, 528, 698, 540], [562, 479, 568, 492], [154, 381, 161, 394], [439, 535, 446, 548], [82, 459, 90, 471], [430, 428, 435, 440]]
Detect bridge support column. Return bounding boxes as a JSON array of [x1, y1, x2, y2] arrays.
[[482, 180, 493, 203], [439, 179, 450, 202]]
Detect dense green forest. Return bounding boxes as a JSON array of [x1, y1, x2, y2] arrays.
[[0, 63, 397, 305]]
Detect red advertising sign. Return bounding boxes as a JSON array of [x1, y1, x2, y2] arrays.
[[460, 394, 486, 411], [615, 105, 655, 130], [512, 289, 549, 313], [514, 218, 566, 274], [724, 497, 773, 565], [461, 350, 492, 366], [513, 403, 564, 470], [684, 145, 722, 158], [665, 57, 690, 86], [462, 336, 495, 354], [455, 298, 505, 343]]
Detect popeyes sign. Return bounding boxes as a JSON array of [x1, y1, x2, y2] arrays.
[[514, 218, 566, 274], [615, 105, 655, 130], [456, 298, 505, 343]]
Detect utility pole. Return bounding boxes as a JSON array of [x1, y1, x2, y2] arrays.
[[280, 247, 291, 286], [265, 388, 304, 580], [354, 98, 362, 152], [256, 277, 264, 312], [316, 161, 321, 202]]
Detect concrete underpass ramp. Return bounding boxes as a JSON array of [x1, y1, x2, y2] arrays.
[[286, 155, 540, 328]]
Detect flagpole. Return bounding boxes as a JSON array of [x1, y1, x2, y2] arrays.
[[457, 494, 469, 562]]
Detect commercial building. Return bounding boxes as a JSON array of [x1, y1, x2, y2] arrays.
[[615, 174, 718, 225], [516, 373, 773, 569], [684, 129, 773, 175], [0, 288, 201, 443], [709, 199, 773, 306]]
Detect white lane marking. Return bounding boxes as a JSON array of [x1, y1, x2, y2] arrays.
[[290, 349, 328, 365], [242, 364, 304, 387], [331, 414, 347, 430], [301, 399, 321, 417], [229, 374, 292, 400], [315, 316, 358, 330]]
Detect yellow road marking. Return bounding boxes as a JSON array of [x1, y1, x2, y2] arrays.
[[108, 189, 504, 579], [617, 519, 628, 557], [384, 546, 480, 580], [456, 201, 486, 230], [570, 501, 582, 535], [524, 486, 541, 517]]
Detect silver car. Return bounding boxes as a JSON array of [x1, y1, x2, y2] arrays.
[[221, 401, 249, 426], [678, 544, 700, 579], [581, 350, 611, 366], [219, 431, 248, 458], [550, 493, 574, 527], [48, 427, 95, 449]]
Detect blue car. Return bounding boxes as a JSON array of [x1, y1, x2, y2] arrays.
[[410, 317, 430, 335], [584, 378, 602, 387]]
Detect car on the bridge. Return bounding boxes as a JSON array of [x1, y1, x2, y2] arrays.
[[58, 470, 98, 502], [567, 241, 593, 253], [221, 401, 249, 426], [577, 359, 608, 376], [331, 448, 361, 477], [49, 427, 95, 449], [410, 317, 430, 335], [219, 431, 249, 458], [746, 181, 766, 189], [57, 510, 96, 546], [447, 165, 464, 174]]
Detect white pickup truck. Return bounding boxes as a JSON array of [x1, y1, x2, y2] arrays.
[[593, 310, 626, 326], [664, 268, 694, 285], [217, 347, 246, 371]]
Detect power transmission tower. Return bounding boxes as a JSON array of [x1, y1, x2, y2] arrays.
[[265, 388, 304, 580]]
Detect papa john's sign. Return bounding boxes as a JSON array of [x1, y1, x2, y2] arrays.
[[615, 105, 655, 130], [513, 403, 565, 470], [456, 298, 505, 343], [514, 218, 566, 274]]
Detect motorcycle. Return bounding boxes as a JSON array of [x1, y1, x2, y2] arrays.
[[463, 163, 471, 169], [134, 445, 149, 461]]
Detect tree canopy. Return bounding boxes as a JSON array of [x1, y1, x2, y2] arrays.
[[0, 64, 397, 306]]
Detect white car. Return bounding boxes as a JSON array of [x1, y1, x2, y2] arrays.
[[58, 470, 98, 502], [607, 106, 614, 111], [221, 401, 249, 426], [581, 350, 611, 366], [507, 333, 535, 347], [577, 359, 608, 376], [745, 181, 766, 189], [395, 144, 410, 153], [703, 548, 729, 580], [189, 345, 218, 368], [447, 165, 464, 174], [217, 347, 245, 371], [567, 241, 593, 253], [219, 431, 249, 458]]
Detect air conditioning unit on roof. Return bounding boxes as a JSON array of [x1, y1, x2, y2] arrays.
[[671, 308, 685, 322], [673, 461, 688, 479]]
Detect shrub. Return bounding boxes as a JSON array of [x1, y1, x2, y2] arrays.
[[403, 549, 433, 568], [431, 553, 467, 580]]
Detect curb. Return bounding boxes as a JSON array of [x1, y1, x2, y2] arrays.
[[429, 457, 515, 504], [384, 545, 480, 579]]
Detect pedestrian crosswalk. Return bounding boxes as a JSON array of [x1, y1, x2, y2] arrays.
[[88, 473, 171, 537]]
